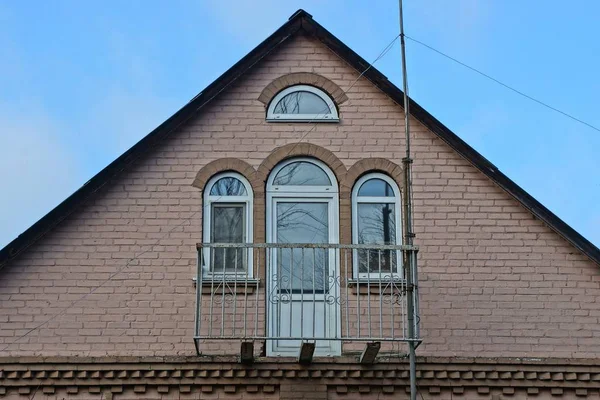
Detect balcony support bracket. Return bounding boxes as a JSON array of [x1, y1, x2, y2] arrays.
[[297, 341, 315, 364], [360, 342, 381, 364], [240, 341, 254, 364]]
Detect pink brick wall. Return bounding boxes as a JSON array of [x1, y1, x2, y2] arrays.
[[0, 33, 598, 359]]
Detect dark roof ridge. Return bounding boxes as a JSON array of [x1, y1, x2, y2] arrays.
[[289, 9, 312, 20]]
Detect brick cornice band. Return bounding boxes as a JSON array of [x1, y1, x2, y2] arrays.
[[0, 356, 598, 398]]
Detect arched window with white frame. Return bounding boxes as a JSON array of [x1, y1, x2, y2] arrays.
[[352, 173, 402, 278], [203, 172, 253, 277], [266, 85, 339, 122]]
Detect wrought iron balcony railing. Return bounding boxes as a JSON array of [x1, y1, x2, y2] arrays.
[[194, 243, 419, 360]]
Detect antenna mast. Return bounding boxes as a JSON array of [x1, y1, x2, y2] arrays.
[[399, 1, 420, 399]]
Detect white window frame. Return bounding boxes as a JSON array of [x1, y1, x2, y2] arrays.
[[351, 173, 402, 279], [203, 172, 253, 278], [266, 85, 339, 122], [266, 157, 341, 357]]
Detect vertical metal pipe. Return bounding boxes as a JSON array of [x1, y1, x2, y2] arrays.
[[399, 0, 418, 398], [399, 0, 411, 162]]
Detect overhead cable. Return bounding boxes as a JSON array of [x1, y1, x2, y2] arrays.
[[285, 34, 401, 154], [405, 35, 600, 133]]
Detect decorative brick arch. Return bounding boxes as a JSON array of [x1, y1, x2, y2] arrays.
[[258, 143, 347, 245], [258, 72, 349, 106], [340, 158, 404, 245], [192, 158, 262, 243], [192, 158, 259, 194], [257, 143, 347, 187], [343, 158, 404, 198]]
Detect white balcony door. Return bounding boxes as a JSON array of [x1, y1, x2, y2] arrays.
[[266, 158, 340, 357]]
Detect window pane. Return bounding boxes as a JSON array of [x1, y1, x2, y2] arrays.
[[273, 91, 330, 115], [209, 177, 247, 196], [273, 161, 331, 186], [358, 178, 395, 197], [276, 202, 329, 293], [211, 205, 246, 272], [357, 203, 397, 274]]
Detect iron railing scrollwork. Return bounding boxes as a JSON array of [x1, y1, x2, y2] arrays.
[[194, 243, 419, 352]]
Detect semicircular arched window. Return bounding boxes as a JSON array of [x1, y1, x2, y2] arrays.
[[267, 85, 339, 122], [272, 160, 332, 186], [352, 173, 402, 278], [203, 172, 253, 277]]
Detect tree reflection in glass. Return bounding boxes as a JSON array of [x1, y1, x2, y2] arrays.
[[209, 177, 247, 196], [356, 177, 398, 274], [357, 203, 396, 273], [276, 202, 329, 293], [273, 161, 331, 186], [211, 205, 246, 272], [208, 176, 248, 273], [273, 91, 330, 115]]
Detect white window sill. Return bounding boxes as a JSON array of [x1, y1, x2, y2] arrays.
[[348, 278, 406, 295], [193, 277, 260, 294], [192, 276, 259, 283]]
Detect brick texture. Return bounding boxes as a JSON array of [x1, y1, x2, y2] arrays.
[[0, 32, 599, 362]]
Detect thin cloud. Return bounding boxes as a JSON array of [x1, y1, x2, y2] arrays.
[[454, 102, 511, 164], [0, 21, 181, 248], [85, 87, 179, 154], [0, 106, 84, 248], [406, 0, 491, 48], [204, 0, 323, 43]]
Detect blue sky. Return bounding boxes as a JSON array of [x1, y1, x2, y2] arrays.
[[0, 0, 598, 249]]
